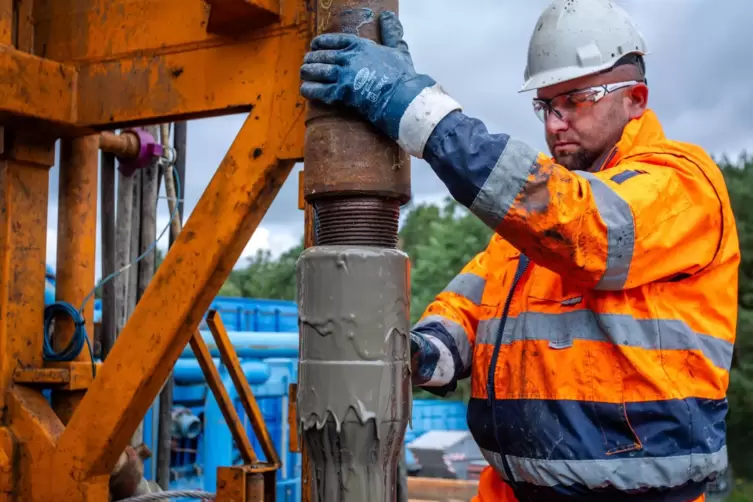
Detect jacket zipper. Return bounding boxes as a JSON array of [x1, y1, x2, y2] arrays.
[[486, 253, 530, 487]]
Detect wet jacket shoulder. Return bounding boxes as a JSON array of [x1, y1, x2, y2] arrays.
[[421, 108, 736, 290]]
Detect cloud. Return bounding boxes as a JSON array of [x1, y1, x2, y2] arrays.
[[45, 0, 753, 280]]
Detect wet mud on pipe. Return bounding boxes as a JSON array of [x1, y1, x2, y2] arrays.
[[297, 246, 411, 502]]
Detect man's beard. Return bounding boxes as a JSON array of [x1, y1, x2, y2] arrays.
[[554, 148, 603, 172]]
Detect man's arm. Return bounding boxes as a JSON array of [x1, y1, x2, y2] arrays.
[[410, 250, 488, 396], [421, 110, 723, 290], [299, 12, 723, 290]]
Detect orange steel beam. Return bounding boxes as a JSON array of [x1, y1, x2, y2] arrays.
[[0, 130, 58, 501], [50, 135, 99, 424], [0, 0, 312, 499], [0, 0, 10, 44], [205, 0, 281, 35], [189, 330, 259, 465], [0, 47, 77, 127], [206, 311, 281, 468], [0, 0, 311, 133]]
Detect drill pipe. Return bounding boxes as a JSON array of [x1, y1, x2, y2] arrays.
[[297, 246, 411, 502], [300, 1, 411, 501]]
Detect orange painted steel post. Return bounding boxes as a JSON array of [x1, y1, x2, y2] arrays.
[[0, 0, 313, 499], [0, 130, 57, 501], [0, 0, 11, 44], [0, 131, 56, 416], [51, 134, 99, 424]]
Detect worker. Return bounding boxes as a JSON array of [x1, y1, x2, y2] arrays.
[[299, 0, 740, 501]]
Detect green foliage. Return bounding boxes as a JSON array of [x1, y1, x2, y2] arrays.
[[729, 480, 753, 502], [720, 152, 753, 480], [220, 241, 304, 300], [400, 197, 494, 325]]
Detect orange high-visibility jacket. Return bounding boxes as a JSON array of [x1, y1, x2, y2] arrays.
[[410, 108, 739, 501]]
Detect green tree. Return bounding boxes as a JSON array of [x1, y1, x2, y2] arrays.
[[720, 152, 753, 480], [220, 240, 304, 300], [403, 197, 493, 324]]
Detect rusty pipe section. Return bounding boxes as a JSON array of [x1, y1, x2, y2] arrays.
[[99, 131, 141, 159], [299, 1, 411, 501], [99, 129, 165, 177], [303, 0, 410, 248]]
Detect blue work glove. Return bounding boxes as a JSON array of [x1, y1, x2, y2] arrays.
[[300, 11, 462, 158], [409, 331, 435, 385]]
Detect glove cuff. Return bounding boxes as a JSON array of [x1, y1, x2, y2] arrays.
[[378, 74, 463, 159], [398, 83, 462, 158]]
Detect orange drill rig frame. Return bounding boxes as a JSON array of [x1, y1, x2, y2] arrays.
[[0, 0, 413, 501]]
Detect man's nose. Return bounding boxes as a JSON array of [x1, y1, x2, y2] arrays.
[[545, 109, 569, 134]]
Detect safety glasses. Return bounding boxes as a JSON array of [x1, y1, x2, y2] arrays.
[[532, 80, 642, 123]]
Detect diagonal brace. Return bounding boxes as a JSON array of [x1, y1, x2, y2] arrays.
[[207, 310, 281, 468], [190, 329, 259, 465]]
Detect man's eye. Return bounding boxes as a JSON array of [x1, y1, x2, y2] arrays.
[[568, 90, 599, 104]]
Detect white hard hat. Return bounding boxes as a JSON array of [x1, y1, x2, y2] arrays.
[[519, 0, 649, 92]]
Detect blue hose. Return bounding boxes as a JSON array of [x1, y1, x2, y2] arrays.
[[43, 301, 96, 376], [41, 164, 181, 378]]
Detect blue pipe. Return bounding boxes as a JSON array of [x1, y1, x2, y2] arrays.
[[179, 331, 299, 359], [173, 408, 203, 439], [174, 358, 221, 384], [174, 358, 271, 385]]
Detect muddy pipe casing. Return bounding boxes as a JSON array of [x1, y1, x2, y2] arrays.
[[297, 246, 411, 502]]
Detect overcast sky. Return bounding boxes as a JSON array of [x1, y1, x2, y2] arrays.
[[44, 0, 753, 280]]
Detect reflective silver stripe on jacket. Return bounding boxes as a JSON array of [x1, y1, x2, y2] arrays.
[[442, 272, 486, 305], [578, 171, 635, 291], [505, 446, 727, 490], [469, 138, 539, 230], [476, 310, 733, 370]]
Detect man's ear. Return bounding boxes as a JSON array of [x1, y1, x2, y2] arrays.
[[626, 83, 649, 119]]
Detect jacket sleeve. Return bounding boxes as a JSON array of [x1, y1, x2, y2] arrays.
[[411, 248, 488, 396], [421, 110, 723, 290]]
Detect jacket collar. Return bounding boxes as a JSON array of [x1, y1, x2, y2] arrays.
[[593, 108, 665, 172]]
